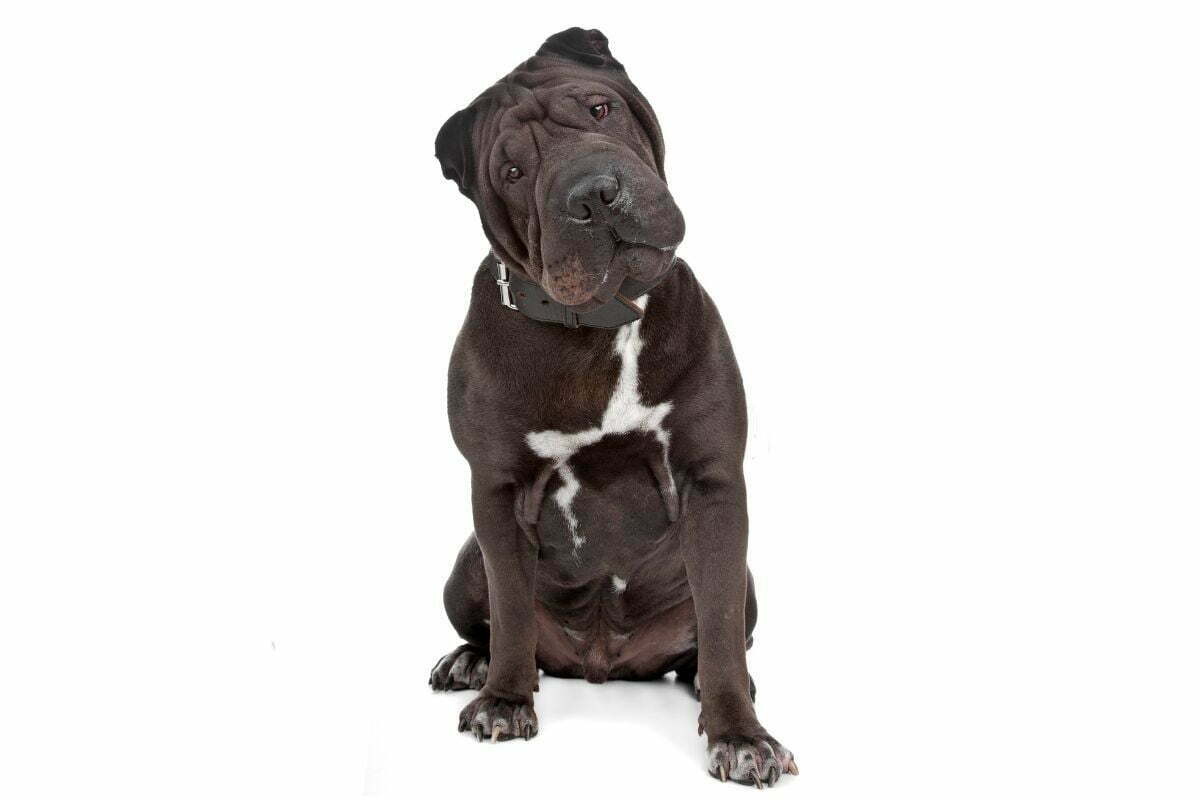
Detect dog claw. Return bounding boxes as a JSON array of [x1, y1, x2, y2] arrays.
[[459, 693, 536, 744], [708, 735, 794, 787]]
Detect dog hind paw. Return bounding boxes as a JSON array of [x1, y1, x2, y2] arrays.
[[429, 645, 489, 691]]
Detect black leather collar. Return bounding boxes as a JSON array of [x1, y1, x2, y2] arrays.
[[491, 255, 671, 329]]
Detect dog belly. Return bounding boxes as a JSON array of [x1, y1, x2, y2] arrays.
[[530, 441, 695, 682]]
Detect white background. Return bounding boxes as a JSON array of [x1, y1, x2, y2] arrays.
[[2, 1, 1198, 798]]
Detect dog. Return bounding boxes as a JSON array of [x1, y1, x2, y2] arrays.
[[429, 28, 795, 787]]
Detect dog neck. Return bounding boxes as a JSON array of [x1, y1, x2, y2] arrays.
[[491, 255, 674, 329]]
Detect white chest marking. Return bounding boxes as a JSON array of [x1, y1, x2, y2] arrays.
[[525, 297, 674, 551], [611, 575, 628, 593]]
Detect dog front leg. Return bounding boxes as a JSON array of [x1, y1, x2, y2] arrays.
[[456, 473, 539, 742], [679, 474, 796, 786]]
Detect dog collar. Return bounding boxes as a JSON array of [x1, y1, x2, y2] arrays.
[[491, 256, 670, 329]]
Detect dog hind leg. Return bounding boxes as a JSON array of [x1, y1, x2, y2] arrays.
[[430, 533, 491, 691]]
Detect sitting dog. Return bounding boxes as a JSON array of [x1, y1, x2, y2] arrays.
[[429, 27, 795, 787]]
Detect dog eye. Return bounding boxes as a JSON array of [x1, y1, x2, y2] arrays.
[[506, 165, 522, 182], [589, 103, 610, 120]]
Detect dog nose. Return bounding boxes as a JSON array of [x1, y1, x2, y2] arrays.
[[566, 174, 620, 221]]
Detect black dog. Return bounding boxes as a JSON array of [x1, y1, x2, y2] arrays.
[[430, 28, 795, 787]]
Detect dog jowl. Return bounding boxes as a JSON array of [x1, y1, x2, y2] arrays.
[[429, 28, 795, 787]]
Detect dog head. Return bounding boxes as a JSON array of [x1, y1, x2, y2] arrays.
[[436, 28, 685, 312]]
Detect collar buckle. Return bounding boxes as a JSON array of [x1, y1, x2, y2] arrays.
[[494, 260, 518, 310]]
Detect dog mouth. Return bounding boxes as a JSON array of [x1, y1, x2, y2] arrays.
[[548, 241, 678, 313]]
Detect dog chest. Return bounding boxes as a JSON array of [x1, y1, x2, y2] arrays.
[[522, 300, 679, 553], [533, 430, 677, 559]]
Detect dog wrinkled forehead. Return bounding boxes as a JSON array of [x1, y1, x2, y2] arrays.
[[434, 28, 666, 199]]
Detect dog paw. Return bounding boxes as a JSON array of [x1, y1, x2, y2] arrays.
[[706, 732, 796, 788], [429, 645, 489, 691], [458, 691, 537, 742]]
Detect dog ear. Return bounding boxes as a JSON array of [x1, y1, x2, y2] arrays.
[[435, 106, 478, 199], [537, 27, 624, 70]]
